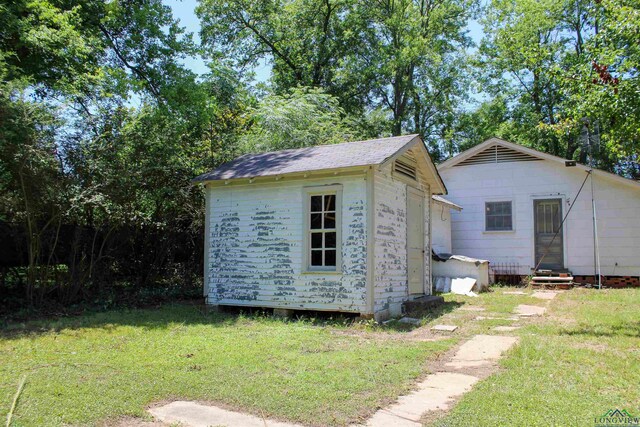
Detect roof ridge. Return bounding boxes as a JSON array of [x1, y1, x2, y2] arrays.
[[439, 137, 640, 190], [192, 134, 422, 182], [239, 134, 418, 158]]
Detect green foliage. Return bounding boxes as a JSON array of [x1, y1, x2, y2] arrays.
[[197, 0, 357, 107], [472, 0, 640, 174], [239, 87, 363, 152], [198, 0, 478, 137], [0, 0, 253, 310]]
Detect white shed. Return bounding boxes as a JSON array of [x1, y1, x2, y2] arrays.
[[194, 135, 447, 320], [438, 137, 640, 287]]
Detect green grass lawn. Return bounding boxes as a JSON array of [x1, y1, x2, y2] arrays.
[[430, 288, 640, 426], [0, 305, 455, 426], [2, 288, 639, 427]]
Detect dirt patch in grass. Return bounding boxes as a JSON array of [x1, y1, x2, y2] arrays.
[[98, 415, 166, 427], [329, 326, 453, 343]]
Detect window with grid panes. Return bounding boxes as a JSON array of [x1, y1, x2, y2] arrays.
[[309, 193, 337, 269], [485, 201, 513, 231]]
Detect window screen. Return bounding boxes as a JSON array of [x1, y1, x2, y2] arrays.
[[485, 201, 513, 231]]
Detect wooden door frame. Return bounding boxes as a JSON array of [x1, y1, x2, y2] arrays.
[[533, 197, 565, 270], [407, 186, 425, 294]]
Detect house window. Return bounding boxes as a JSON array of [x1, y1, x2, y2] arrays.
[[305, 186, 342, 272], [485, 201, 513, 231]]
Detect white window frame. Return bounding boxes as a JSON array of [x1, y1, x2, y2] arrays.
[[302, 184, 343, 273], [484, 200, 515, 232]]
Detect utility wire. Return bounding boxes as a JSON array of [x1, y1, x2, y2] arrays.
[[533, 170, 591, 273]]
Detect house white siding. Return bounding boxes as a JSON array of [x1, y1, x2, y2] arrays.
[[431, 200, 453, 254], [373, 164, 432, 318], [440, 159, 640, 277], [206, 174, 368, 313]]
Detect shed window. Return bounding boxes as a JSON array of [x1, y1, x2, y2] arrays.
[[305, 188, 342, 272], [485, 201, 513, 231], [303, 184, 342, 273]]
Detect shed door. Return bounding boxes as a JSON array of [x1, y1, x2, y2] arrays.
[[407, 188, 425, 294], [534, 199, 564, 270]]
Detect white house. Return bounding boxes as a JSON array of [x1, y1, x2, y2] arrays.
[[431, 195, 462, 254], [194, 135, 447, 320], [438, 137, 640, 287]]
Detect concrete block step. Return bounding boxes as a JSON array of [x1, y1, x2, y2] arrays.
[[402, 295, 444, 315], [531, 276, 574, 282]]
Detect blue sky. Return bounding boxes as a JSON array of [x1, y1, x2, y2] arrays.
[[165, 0, 272, 81], [165, 0, 484, 83]]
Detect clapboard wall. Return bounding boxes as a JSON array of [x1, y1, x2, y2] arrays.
[[373, 163, 432, 318], [206, 174, 368, 313], [440, 158, 640, 277]]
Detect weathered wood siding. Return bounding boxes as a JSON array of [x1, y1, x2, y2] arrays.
[[441, 159, 640, 276], [206, 175, 368, 312], [373, 163, 432, 318]]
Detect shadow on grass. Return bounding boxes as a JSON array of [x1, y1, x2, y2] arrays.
[[0, 301, 240, 339], [383, 301, 464, 332], [0, 302, 400, 340], [559, 321, 640, 338], [1, 299, 469, 339]]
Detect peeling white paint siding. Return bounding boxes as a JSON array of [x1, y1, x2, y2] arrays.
[[207, 175, 368, 312], [424, 187, 432, 294], [441, 159, 640, 276], [373, 167, 408, 316], [372, 164, 433, 318]]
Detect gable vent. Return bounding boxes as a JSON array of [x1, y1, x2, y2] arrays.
[[394, 158, 417, 180], [455, 144, 542, 167]]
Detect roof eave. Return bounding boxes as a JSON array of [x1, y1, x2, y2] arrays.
[[192, 165, 371, 185], [432, 196, 463, 211]]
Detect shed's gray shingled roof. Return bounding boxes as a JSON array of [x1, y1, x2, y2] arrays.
[[193, 134, 419, 181]]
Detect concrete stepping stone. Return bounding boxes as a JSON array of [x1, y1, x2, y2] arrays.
[[503, 291, 527, 295], [514, 304, 546, 317], [445, 334, 519, 369], [149, 401, 302, 427], [531, 291, 558, 300], [365, 372, 479, 427], [431, 324, 458, 332], [493, 326, 521, 332]]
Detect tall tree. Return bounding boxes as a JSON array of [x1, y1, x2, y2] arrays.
[[345, 0, 475, 136], [474, 0, 640, 173], [238, 87, 363, 153], [197, 0, 476, 137], [0, 0, 254, 309], [197, 0, 359, 108]]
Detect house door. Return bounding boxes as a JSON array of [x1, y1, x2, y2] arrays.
[[407, 187, 425, 294], [534, 199, 564, 270]]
